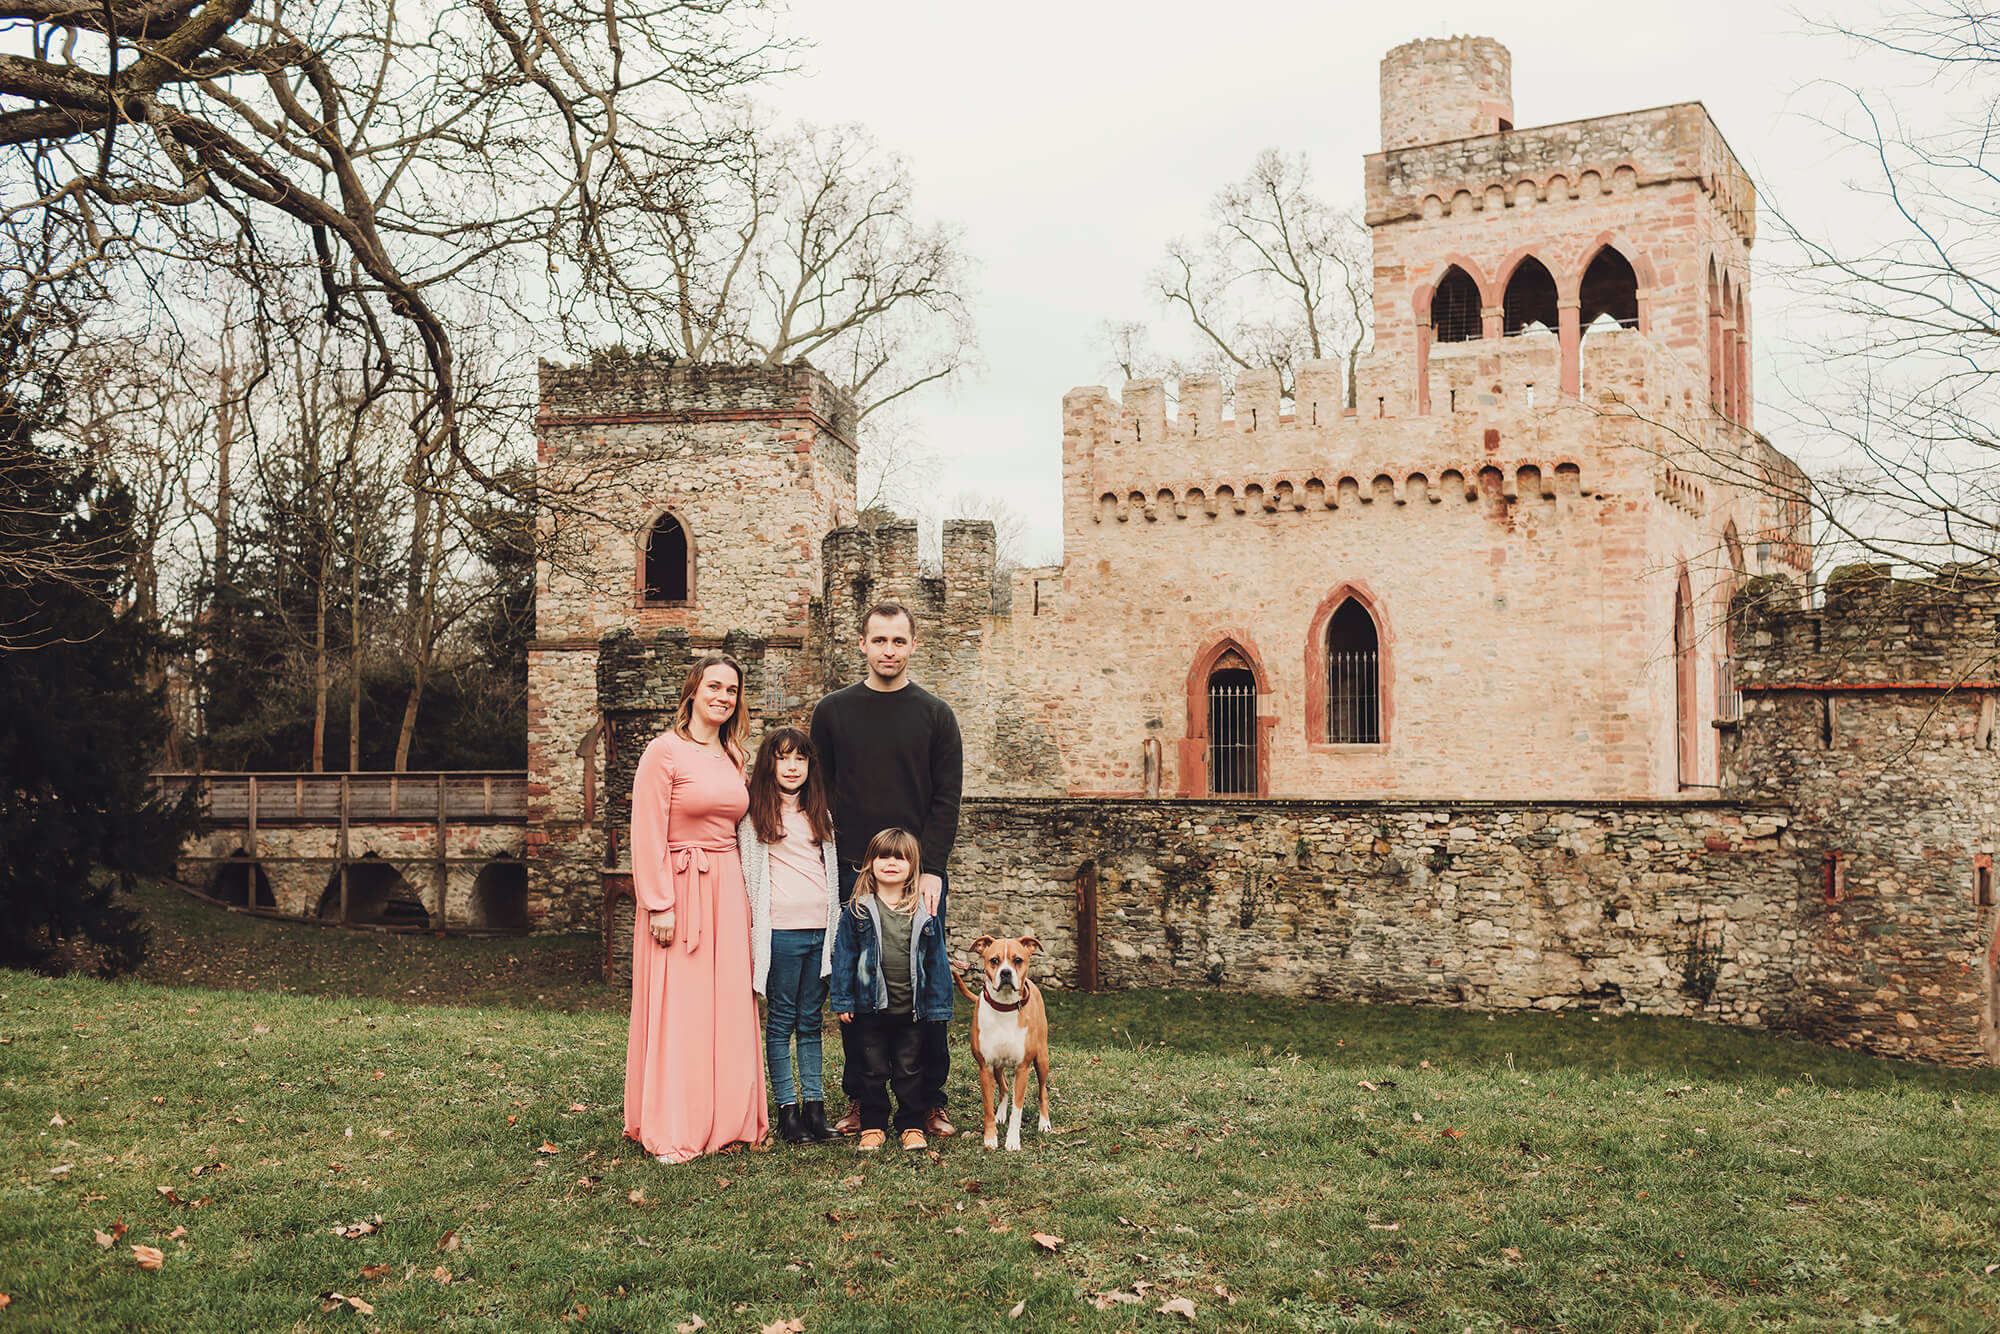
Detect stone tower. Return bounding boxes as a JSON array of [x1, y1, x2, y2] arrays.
[[524, 357, 857, 927], [1378, 36, 1514, 150]]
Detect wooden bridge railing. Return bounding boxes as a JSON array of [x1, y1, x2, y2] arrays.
[[157, 772, 529, 825]]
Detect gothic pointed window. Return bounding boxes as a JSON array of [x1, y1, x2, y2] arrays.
[[1579, 247, 1639, 333], [1325, 600, 1382, 744], [1431, 267, 1482, 343], [1502, 257, 1558, 336], [643, 512, 691, 604], [1207, 657, 1258, 795]]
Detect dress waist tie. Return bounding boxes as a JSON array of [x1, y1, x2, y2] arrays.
[[666, 839, 737, 954]]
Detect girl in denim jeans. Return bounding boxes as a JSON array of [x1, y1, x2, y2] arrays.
[[739, 727, 841, 1145]]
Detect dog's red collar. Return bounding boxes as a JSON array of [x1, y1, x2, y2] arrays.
[[981, 992, 1027, 1013]]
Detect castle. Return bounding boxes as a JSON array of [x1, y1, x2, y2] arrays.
[[525, 39, 1998, 1065]]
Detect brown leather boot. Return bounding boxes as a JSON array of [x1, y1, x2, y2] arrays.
[[832, 1104, 862, 1136]]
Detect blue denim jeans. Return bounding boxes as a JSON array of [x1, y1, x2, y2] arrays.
[[766, 928, 828, 1106]]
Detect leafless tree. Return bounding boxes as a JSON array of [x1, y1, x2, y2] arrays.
[[644, 119, 976, 423], [0, 0, 787, 491], [1141, 148, 1371, 408], [1751, 4, 2000, 580]]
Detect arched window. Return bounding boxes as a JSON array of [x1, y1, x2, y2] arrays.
[[1325, 599, 1381, 744], [1502, 257, 1559, 336], [643, 512, 690, 603], [1207, 657, 1258, 795], [1431, 267, 1482, 343], [1579, 247, 1639, 332]]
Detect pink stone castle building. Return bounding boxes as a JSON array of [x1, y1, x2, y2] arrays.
[[521, 39, 2000, 1068], [530, 35, 1810, 900]]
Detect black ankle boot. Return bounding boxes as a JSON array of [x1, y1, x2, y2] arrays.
[[777, 1103, 809, 1145], [800, 1100, 838, 1143]]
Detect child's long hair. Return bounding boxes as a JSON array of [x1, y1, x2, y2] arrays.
[[747, 726, 834, 846], [670, 651, 749, 769], [849, 827, 922, 917]]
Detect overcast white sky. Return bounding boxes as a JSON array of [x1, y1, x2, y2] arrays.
[[756, 1, 1915, 562]]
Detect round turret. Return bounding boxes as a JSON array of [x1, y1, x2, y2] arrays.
[[1379, 36, 1513, 151]]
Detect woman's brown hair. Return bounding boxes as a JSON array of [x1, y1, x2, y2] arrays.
[[671, 652, 749, 769], [848, 827, 923, 917], [747, 727, 834, 845]]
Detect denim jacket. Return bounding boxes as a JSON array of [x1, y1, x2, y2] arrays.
[[828, 894, 954, 1022]]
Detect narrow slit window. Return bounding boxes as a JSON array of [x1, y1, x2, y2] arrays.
[[643, 513, 690, 603], [1326, 600, 1381, 744], [1431, 267, 1482, 343], [1207, 666, 1257, 795]]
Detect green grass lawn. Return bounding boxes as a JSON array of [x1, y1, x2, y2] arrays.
[[4, 887, 1999, 1332]]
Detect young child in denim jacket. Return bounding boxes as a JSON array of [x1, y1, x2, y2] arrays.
[[829, 827, 953, 1151]]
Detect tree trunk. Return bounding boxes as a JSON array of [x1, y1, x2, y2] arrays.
[[393, 504, 447, 772], [349, 481, 362, 772], [312, 558, 329, 772]]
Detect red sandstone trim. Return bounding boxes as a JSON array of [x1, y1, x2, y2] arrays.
[[1180, 629, 1274, 799], [1303, 580, 1396, 751]]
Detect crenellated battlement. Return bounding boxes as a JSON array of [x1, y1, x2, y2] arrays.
[[1733, 567, 2000, 689], [819, 519, 999, 639], [1091, 459, 1588, 524], [1366, 102, 1754, 244]]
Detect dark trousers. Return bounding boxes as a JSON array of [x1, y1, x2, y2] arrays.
[[838, 863, 950, 1111], [849, 1011, 926, 1132]]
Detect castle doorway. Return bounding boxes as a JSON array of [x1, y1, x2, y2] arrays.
[[1208, 663, 1258, 795]]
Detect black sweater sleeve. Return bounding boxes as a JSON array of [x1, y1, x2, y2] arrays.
[[922, 697, 963, 874]]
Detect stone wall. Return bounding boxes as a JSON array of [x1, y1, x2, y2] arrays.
[[946, 796, 1807, 1027], [177, 824, 527, 929], [1728, 570, 2000, 1064]]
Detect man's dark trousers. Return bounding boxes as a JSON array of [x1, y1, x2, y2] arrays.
[[837, 863, 950, 1112]]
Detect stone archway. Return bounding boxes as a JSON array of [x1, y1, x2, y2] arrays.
[[207, 853, 276, 909], [465, 857, 529, 931], [317, 856, 431, 928]]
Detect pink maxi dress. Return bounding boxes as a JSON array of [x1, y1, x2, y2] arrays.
[[624, 731, 768, 1161]]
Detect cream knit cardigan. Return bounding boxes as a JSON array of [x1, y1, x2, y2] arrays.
[[736, 811, 840, 997]]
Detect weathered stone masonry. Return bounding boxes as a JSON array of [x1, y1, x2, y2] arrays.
[[523, 37, 1998, 1065]]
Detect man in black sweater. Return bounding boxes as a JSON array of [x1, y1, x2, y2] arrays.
[[810, 599, 964, 1138]]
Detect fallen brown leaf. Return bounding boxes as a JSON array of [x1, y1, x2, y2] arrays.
[[1212, 1285, 1236, 1305], [538, 1141, 559, 1154], [628, 1189, 646, 1205], [570, 1102, 589, 1112], [675, 1318, 706, 1333], [330, 1216, 382, 1239], [432, 1266, 452, 1284], [840, 1175, 862, 1188], [714, 1177, 731, 1189], [1157, 1295, 1197, 1321], [155, 1186, 182, 1204], [49, 1111, 65, 1126], [1367, 1222, 1400, 1231], [94, 1229, 116, 1248], [360, 1264, 390, 1280], [0, 1294, 10, 1309], [757, 1319, 804, 1334], [437, 1229, 460, 1252], [165, 1226, 186, 1241], [1441, 1127, 1465, 1139], [1007, 1299, 1026, 1319], [131, 1244, 165, 1270], [1501, 1246, 1522, 1260], [1029, 1232, 1063, 1251]]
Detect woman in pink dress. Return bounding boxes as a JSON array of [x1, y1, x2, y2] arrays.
[[624, 651, 768, 1162]]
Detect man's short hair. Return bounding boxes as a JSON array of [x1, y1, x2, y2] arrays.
[[860, 600, 916, 637]]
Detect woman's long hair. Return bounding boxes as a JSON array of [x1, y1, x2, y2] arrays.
[[670, 652, 749, 769], [747, 726, 834, 846], [848, 827, 922, 917]]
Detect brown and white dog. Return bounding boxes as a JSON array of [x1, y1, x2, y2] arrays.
[[955, 936, 1051, 1151]]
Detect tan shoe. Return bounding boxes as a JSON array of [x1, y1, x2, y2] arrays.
[[900, 1128, 928, 1151], [924, 1109, 957, 1138], [857, 1129, 887, 1152], [832, 1105, 862, 1136]]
